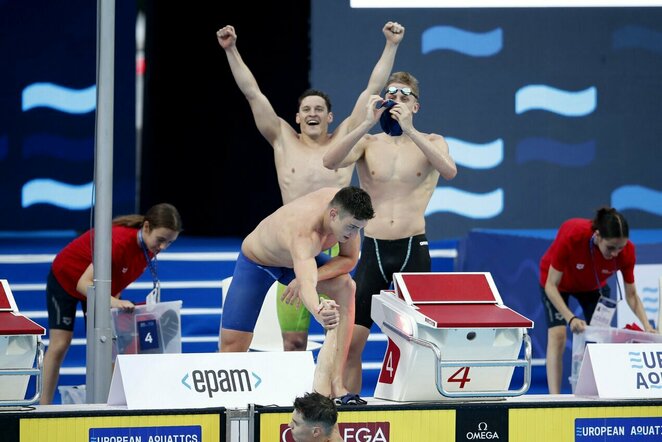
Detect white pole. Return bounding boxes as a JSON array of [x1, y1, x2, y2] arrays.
[[86, 0, 115, 404]]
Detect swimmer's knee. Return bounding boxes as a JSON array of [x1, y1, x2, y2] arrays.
[[220, 328, 252, 352], [331, 273, 355, 293], [282, 332, 308, 351]]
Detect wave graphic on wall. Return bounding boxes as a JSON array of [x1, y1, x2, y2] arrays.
[[515, 138, 595, 166], [22, 179, 93, 209], [22, 134, 94, 161], [515, 85, 597, 116], [643, 306, 658, 316], [611, 185, 662, 217], [641, 290, 659, 316], [613, 25, 662, 55], [422, 26, 503, 57], [425, 187, 503, 219], [22, 83, 96, 114], [447, 137, 503, 169]]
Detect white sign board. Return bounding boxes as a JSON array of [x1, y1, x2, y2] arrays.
[[575, 343, 662, 398], [108, 352, 315, 409]]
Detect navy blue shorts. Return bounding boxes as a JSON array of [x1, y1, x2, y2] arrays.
[[46, 269, 86, 331], [540, 284, 610, 328]]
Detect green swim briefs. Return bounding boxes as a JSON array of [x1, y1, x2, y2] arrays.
[[276, 243, 339, 332]]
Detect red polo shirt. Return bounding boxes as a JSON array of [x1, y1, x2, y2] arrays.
[[539, 218, 635, 292], [52, 226, 148, 300]]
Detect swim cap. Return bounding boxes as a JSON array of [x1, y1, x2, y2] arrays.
[[378, 99, 402, 136]]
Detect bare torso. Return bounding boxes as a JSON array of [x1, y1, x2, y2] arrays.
[[242, 188, 340, 266], [357, 133, 439, 239], [274, 132, 354, 204]]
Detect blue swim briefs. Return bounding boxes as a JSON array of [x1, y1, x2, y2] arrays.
[[221, 251, 331, 332]]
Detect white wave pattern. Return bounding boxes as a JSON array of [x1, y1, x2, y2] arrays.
[[22, 179, 93, 209], [22, 83, 96, 114], [515, 85, 597, 116], [447, 137, 503, 169], [425, 187, 503, 219]]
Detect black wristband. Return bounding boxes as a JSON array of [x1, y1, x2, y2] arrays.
[[567, 316, 578, 327]]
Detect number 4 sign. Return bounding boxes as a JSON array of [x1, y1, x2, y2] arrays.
[[136, 314, 162, 353], [448, 367, 472, 388], [378, 338, 474, 389], [378, 339, 401, 384]]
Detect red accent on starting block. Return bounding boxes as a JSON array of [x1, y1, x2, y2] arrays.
[[416, 303, 533, 328], [373, 272, 534, 401], [0, 281, 14, 310], [395, 273, 499, 304], [392, 273, 533, 328], [0, 279, 45, 335], [0, 279, 45, 406], [0, 312, 45, 335], [378, 339, 401, 385]]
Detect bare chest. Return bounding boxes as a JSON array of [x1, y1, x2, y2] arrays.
[[275, 147, 352, 201], [360, 143, 432, 184]]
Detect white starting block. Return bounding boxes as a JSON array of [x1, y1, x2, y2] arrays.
[[0, 279, 45, 406], [372, 272, 534, 400]]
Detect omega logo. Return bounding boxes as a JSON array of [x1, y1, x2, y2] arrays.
[[466, 422, 500, 440]]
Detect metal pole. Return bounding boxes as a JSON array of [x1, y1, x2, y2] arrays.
[[86, 0, 115, 404]]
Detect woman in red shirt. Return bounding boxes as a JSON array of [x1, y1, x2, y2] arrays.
[[40, 203, 182, 404], [540, 207, 655, 394]]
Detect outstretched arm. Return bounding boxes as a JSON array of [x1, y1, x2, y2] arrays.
[[216, 25, 283, 145], [345, 22, 405, 128], [324, 22, 405, 170]]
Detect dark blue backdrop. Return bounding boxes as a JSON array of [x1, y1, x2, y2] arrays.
[[2, 3, 661, 239], [311, 4, 662, 240], [0, 0, 136, 231]]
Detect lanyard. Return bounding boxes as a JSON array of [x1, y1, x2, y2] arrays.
[[139, 229, 159, 290], [589, 236, 623, 301]]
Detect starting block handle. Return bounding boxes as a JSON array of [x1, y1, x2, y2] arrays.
[[0, 340, 44, 407], [382, 321, 532, 398]]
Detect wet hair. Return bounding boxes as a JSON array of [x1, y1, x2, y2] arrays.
[[112, 203, 183, 232], [293, 392, 337, 437], [330, 186, 375, 221], [592, 207, 629, 239], [298, 89, 332, 112], [386, 71, 420, 99]]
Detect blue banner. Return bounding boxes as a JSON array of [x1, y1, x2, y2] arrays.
[[89, 425, 201, 442], [575, 417, 662, 441]]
